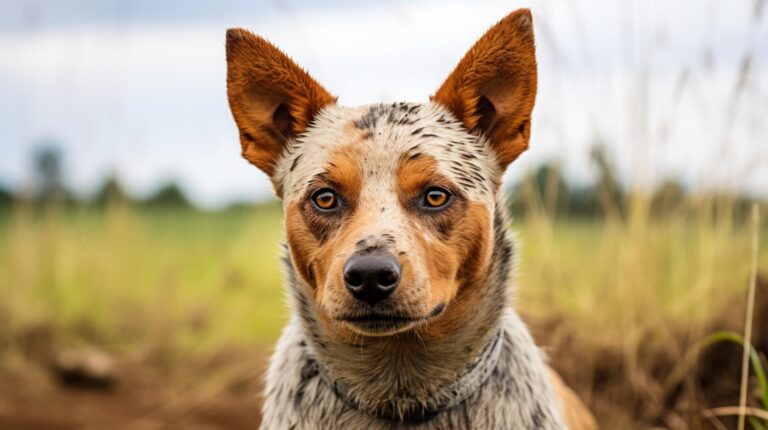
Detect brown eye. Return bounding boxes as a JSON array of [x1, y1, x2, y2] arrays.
[[424, 187, 450, 209], [311, 189, 339, 211]]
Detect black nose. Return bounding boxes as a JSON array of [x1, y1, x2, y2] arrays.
[[343, 252, 401, 305]]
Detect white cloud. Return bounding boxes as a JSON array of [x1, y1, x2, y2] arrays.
[[0, 0, 766, 207]]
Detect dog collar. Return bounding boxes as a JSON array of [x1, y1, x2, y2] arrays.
[[321, 327, 504, 424]]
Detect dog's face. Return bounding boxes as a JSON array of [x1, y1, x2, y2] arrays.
[[277, 103, 500, 337], [226, 10, 537, 338]]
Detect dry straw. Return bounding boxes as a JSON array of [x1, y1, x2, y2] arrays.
[[738, 204, 761, 430]]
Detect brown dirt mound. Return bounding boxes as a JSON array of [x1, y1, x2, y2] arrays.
[[0, 348, 266, 430], [534, 274, 768, 429]]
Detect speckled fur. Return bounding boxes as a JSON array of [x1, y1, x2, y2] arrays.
[[259, 103, 565, 429]]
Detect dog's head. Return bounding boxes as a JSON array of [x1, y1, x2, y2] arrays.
[[226, 10, 536, 339]]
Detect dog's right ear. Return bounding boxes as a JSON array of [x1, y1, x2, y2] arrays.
[[226, 29, 336, 181]]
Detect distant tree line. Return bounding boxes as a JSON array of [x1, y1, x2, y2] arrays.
[[0, 179, 195, 211], [0, 145, 761, 217], [0, 146, 196, 211], [508, 147, 759, 221]]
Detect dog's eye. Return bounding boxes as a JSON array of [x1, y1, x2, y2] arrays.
[[311, 189, 339, 211], [423, 187, 451, 209]]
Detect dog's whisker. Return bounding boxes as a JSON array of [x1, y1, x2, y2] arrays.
[[414, 330, 426, 350]]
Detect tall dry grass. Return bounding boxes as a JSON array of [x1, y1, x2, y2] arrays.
[[0, 202, 286, 370], [514, 168, 767, 428]]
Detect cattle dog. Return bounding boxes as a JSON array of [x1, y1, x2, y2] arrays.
[[225, 8, 597, 429]]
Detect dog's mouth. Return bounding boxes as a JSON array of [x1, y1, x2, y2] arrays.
[[338, 303, 446, 335]]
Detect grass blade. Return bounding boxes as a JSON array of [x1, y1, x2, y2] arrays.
[[740, 204, 762, 430]]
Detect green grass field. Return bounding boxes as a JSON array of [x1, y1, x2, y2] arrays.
[[0, 198, 766, 428], [0, 204, 287, 352], [1, 200, 765, 351]]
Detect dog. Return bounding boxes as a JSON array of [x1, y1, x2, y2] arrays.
[[225, 8, 597, 429]]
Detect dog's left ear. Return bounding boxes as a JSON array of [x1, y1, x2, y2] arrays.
[[432, 9, 537, 169], [226, 29, 336, 185]]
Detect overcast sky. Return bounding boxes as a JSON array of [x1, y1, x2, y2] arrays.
[[1, 0, 766, 208]]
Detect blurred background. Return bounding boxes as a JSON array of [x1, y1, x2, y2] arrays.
[[0, 0, 767, 428]]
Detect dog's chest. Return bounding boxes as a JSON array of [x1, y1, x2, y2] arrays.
[[259, 315, 564, 429]]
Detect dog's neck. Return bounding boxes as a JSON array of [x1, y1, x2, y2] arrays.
[[320, 323, 504, 422], [285, 205, 515, 421]]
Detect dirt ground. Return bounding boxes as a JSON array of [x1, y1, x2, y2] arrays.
[[1, 278, 766, 430], [0, 349, 266, 430]]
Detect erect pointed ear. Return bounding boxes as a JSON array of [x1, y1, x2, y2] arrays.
[[431, 9, 537, 169], [226, 29, 336, 179]]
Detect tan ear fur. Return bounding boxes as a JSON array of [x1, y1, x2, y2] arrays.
[[431, 9, 538, 168], [226, 29, 336, 178]]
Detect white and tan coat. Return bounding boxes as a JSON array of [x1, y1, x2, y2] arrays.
[[225, 9, 597, 430]]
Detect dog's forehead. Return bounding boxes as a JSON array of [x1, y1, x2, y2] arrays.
[[276, 102, 499, 202]]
